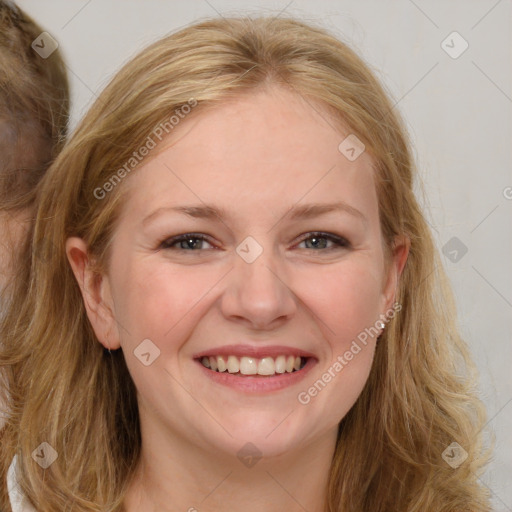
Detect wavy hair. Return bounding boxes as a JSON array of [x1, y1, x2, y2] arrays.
[[0, 15, 492, 512]]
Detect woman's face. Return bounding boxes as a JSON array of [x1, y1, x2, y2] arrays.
[[69, 85, 407, 460]]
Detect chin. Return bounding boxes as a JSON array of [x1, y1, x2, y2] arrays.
[[203, 414, 316, 461]]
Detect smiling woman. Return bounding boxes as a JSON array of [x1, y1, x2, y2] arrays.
[[0, 15, 492, 512]]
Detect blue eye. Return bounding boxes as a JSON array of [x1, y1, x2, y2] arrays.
[[296, 232, 350, 251], [159, 232, 350, 251], [160, 233, 214, 250]]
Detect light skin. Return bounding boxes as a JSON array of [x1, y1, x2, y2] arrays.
[[0, 210, 31, 295], [66, 85, 409, 512], [0, 124, 50, 295]]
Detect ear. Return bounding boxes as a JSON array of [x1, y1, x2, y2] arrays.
[[381, 234, 410, 313], [65, 237, 121, 350]]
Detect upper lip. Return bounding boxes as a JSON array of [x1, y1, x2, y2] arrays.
[[193, 344, 316, 360]]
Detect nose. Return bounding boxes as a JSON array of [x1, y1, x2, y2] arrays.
[[220, 244, 296, 331]]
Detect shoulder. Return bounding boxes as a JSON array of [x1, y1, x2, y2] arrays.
[[7, 455, 37, 512]]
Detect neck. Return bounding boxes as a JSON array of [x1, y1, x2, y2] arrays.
[[123, 416, 337, 512]]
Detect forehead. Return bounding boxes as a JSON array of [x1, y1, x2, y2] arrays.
[[121, 86, 378, 227]]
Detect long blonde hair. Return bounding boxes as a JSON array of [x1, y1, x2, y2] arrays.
[[0, 15, 492, 511]]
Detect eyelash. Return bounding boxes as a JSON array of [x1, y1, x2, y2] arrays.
[[159, 232, 351, 252]]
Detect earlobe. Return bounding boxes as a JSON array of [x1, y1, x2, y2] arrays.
[[65, 237, 121, 350]]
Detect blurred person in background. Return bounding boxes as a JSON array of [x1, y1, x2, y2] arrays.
[[0, 0, 69, 429]]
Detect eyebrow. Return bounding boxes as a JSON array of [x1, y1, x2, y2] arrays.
[[142, 201, 367, 227]]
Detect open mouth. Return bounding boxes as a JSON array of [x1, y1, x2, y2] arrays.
[[197, 355, 308, 377]]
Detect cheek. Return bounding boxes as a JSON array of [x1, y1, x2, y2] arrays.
[[110, 261, 214, 400], [300, 257, 385, 344], [295, 262, 381, 420], [292, 261, 383, 428], [111, 258, 215, 349]]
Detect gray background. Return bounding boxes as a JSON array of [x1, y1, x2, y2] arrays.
[[16, 0, 512, 509]]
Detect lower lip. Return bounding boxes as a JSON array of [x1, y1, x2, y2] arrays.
[[195, 357, 317, 393]]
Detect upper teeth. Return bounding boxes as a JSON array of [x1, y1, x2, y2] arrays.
[[200, 355, 303, 375]]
